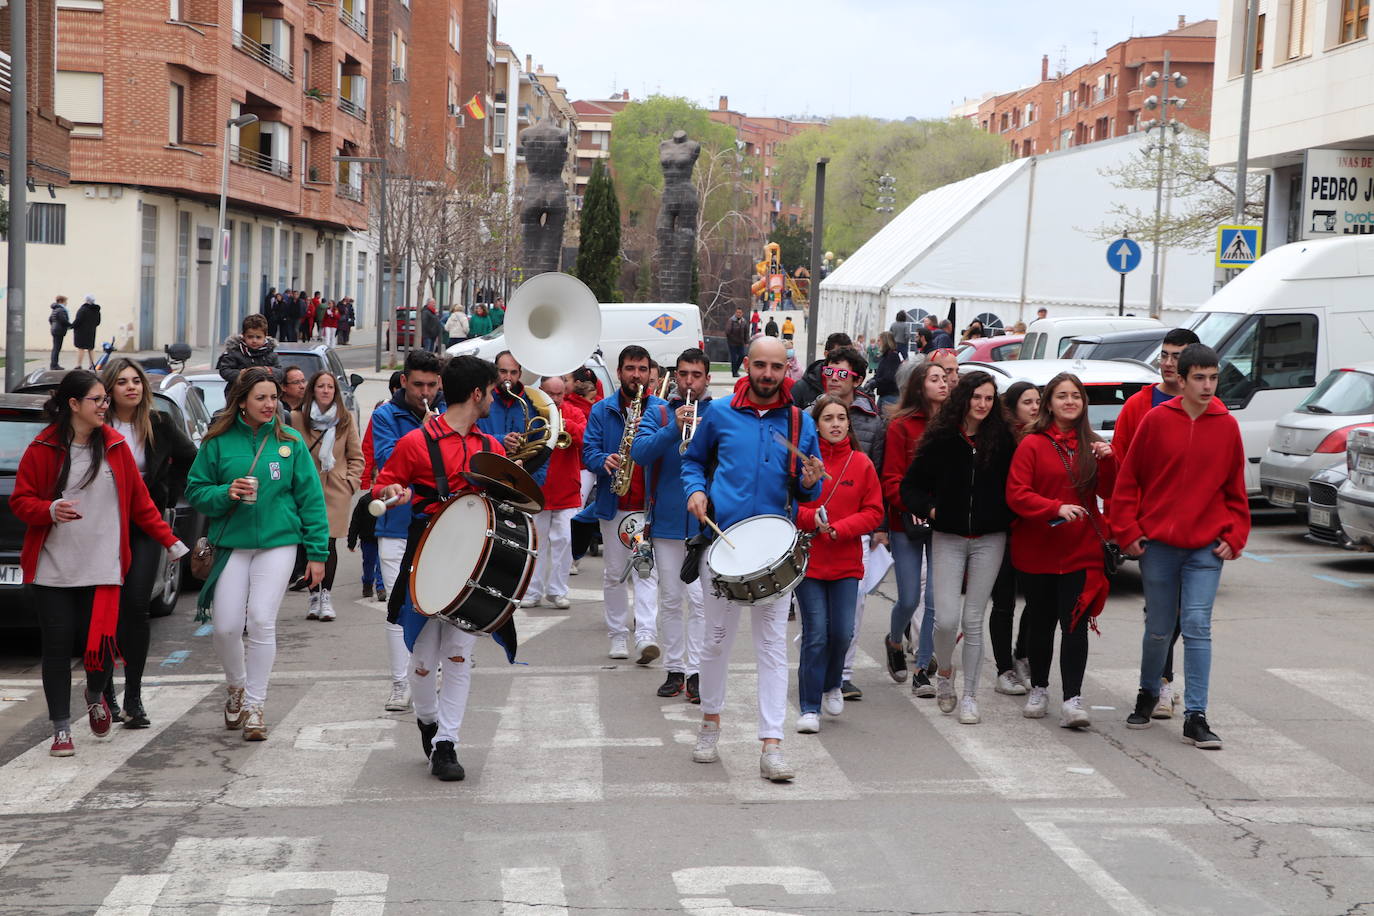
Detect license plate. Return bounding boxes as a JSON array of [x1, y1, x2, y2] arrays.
[[1358, 454, 1374, 473], [0, 565, 22, 586], [1309, 507, 1332, 529], [1270, 486, 1296, 507]]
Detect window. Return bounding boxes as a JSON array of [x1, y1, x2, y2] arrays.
[[238, 222, 252, 326], [1286, 0, 1312, 57], [175, 211, 190, 341], [1195, 312, 1320, 407], [28, 203, 66, 244], [55, 71, 104, 137], [1341, 0, 1369, 42], [168, 82, 185, 144], [1255, 12, 1266, 68], [139, 204, 158, 349], [449, 15, 460, 49]]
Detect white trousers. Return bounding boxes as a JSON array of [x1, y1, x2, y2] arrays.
[[652, 538, 705, 675], [323, 326, 337, 348], [377, 536, 411, 683], [579, 470, 595, 508], [599, 512, 659, 642], [212, 545, 296, 707], [843, 537, 889, 679], [697, 555, 791, 741], [409, 618, 476, 747], [531, 508, 576, 599]]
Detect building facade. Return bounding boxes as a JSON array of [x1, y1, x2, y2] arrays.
[[0, 0, 72, 193], [708, 97, 823, 247]]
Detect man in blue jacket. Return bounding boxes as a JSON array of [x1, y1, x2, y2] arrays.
[[370, 349, 444, 713], [682, 336, 824, 782], [632, 348, 713, 703], [583, 345, 667, 664], [477, 352, 549, 488]]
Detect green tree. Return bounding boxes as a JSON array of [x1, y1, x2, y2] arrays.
[[773, 117, 1009, 256], [768, 221, 812, 271], [608, 96, 738, 227], [574, 159, 622, 302]]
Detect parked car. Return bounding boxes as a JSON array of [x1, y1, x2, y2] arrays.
[[277, 344, 365, 425], [0, 394, 50, 626], [956, 334, 1024, 363], [1306, 464, 1351, 547], [1338, 426, 1374, 549], [959, 357, 1158, 441], [1060, 327, 1168, 362], [1019, 316, 1164, 361], [384, 306, 419, 350], [1259, 362, 1374, 516]]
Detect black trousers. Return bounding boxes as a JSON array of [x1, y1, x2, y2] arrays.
[[50, 333, 65, 369], [989, 551, 1029, 673], [113, 527, 162, 701], [33, 585, 112, 723], [1020, 570, 1091, 701], [308, 539, 339, 592]]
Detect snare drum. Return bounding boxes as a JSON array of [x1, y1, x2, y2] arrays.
[[705, 515, 810, 605], [409, 493, 537, 633]]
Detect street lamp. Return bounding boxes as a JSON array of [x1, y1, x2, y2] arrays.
[[333, 155, 389, 372], [216, 113, 258, 341], [1141, 52, 1188, 318]]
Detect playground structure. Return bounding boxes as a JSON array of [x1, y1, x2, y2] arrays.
[[751, 242, 809, 305]]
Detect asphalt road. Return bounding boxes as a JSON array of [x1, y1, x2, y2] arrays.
[[1, 493, 1372, 914]]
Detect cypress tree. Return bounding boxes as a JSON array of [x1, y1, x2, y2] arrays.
[[574, 159, 622, 302]]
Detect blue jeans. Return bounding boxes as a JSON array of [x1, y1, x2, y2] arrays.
[[1138, 541, 1224, 716], [796, 577, 859, 714], [888, 530, 935, 667], [360, 540, 383, 589]]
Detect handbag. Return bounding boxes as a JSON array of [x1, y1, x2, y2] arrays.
[[1048, 437, 1121, 578], [191, 433, 272, 579]]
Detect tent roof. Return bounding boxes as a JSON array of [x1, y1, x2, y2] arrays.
[[820, 158, 1029, 295]]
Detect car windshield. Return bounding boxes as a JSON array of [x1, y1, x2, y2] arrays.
[[190, 381, 227, 416], [1298, 369, 1374, 416], [1086, 383, 1150, 431], [0, 415, 47, 473], [1186, 311, 1246, 349]]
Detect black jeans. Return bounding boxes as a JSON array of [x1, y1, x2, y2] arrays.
[[1020, 570, 1091, 701], [113, 527, 162, 702], [50, 333, 65, 369], [728, 344, 745, 377], [33, 585, 112, 723], [989, 551, 1028, 674], [309, 539, 339, 592]]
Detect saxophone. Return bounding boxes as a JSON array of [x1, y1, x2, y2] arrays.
[[610, 387, 645, 496]]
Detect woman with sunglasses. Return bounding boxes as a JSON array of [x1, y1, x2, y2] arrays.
[[99, 358, 198, 728], [11, 371, 187, 757]]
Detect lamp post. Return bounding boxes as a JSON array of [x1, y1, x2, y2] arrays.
[[333, 155, 388, 372], [217, 113, 258, 342], [806, 157, 829, 366], [5, 0, 28, 391], [1141, 51, 1188, 318]]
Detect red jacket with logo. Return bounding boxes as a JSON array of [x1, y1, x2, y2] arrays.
[[797, 438, 883, 580], [541, 401, 587, 511]]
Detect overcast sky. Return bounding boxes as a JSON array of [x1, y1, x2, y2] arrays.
[[497, 1, 1220, 120]]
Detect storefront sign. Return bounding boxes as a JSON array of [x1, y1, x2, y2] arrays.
[[1302, 149, 1374, 238]]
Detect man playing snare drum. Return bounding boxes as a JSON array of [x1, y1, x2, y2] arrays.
[[372, 356, 505, 783], [682, 337, 824, 782]]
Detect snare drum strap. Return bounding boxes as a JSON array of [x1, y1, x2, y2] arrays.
[[413, 424, 492, 513], [784, 405, 801, 519]]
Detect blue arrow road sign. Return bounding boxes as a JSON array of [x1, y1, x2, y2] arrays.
[[1107, 238, 1142, 273]]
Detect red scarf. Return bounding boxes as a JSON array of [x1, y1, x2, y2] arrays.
[[86, 584, 122, 672], [1046, 425, 1108, 633]]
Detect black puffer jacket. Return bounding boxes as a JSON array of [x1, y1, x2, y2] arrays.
[[216, 333, 283, 383], [790, 359, 826, 407], [141, 410, 199, 512], [900, 429, 1013, 537]]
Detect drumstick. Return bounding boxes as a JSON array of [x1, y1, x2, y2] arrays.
[[771, 431, 831, 480], [702, 516, 736, 549], [368, 492, 406, 517]]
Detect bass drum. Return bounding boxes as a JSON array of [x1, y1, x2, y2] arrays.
[[705, 515, 809, 605], [409, 493, 537, 633]]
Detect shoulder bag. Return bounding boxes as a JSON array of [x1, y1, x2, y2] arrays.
[[1048, 437, 1122, 578]]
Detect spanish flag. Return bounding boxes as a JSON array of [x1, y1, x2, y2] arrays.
[[464, 93, 486, 120]]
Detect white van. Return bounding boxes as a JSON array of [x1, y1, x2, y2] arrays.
[[1181, 235, 1374, 494], [1019, 315, 1165, 360], [447, 302, 704, 371]]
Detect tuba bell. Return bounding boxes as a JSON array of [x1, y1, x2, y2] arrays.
[[503, 272, 603, 386]]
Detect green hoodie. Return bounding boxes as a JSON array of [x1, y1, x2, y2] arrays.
[[186, 415, 330, 561], [468, 311, 494, 337]]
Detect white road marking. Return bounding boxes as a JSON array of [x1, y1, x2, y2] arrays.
[[511, 609, 569, 643], [0, 685, 212, 815], [93, 875, 172, 916], [1309, 826, 1374, 857], [220, 870, 388, 915], [97, 837, 322, 912], [1268, 668, 1374, 724], [0, 843, 20, 872], [1021, 820, 1154, 916], [500, 867, 569, 915], [479, 675, 613, 803]]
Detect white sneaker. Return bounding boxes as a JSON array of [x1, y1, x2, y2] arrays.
[[1153, 680, 1179, 719], [318, 589, 335, 621], [822, 688, 844, 717], [795, 712, 821, 734], [957, 695, 980, 725], [760, 747, 795, 782], [936, 674, 957, 714], [609, 636, 629, 659], [384, 679, 411, 711], [691, 721, 721, 763], [306, 591, 321, 620], [520, 595, 542, 608], [1013, 657, 1032, 690], [635, 639, 660, 666], [548, 595, 571, 609], [569, 561, 580, 576], [995, 670, 1027, 696], [1023, 686, 1049, 718], [1060, 695, 1090, 729]]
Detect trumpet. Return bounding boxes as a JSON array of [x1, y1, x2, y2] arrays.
[[678, 391, 699, 455]]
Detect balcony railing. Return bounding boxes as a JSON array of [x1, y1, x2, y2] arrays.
[[336, 183, 363, 202], [0, 51, 11, 93], [232, 31, 294, 80], [338, 96, 366, 121], [231, 144, 292, 179], [339, 5, 367, 38]]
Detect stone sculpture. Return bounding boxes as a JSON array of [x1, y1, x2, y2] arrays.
[[519, 118, 569, 277], [656, 130, 701, 303]]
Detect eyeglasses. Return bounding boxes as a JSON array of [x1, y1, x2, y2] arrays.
[[82, 396, 111, 407], [1158, 351, 1182, 363], [821, 366, 853, 379]]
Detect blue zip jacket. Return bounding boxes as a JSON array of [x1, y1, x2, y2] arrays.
[[681, 381, 822, 531], [582, 390, 668, 521], [477, 387, 549, 486], [632, 396, 714, 540], [369, 389, 444, 538]]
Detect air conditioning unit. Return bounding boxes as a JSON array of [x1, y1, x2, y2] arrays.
[[448, 104, 461, 116], [391, 67, 406, 82]]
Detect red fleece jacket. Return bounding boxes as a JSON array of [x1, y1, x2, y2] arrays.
[[797, 438, 883, 580], [541, 401, 587, 511], [1110, 397, 1250, 554], [880, 412, 929, 530], [1006, 429, 1116, 575]]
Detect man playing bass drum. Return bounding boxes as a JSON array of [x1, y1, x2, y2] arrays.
[[371, 356, 507, 783]]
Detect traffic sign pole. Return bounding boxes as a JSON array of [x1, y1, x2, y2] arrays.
[[1118, 271, 1126, 317], [1106, 236, 1141, 316]]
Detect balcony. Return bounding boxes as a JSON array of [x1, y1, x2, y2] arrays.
[[233, 31, 294, 80], [231, 144, 292, 179], [339, 5, 367, 39], [338, 96, 366, 121], [336, 182, 363, 202]]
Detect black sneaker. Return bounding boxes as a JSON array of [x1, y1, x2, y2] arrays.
[[685, 673, 701, 704], [103, 682, 124, 724], [429, 740, 466, 781], [362, 582, 373, 599], [841, 679, 863, 701], [1126, 689, 1156, 729], [122, 697, 150, 729], [883, 638, 908, 684], [657, 672, 685, 698], [1182, 712, 1222, 750], [911, 670, 936, 698], [417, 718, 438, 759]]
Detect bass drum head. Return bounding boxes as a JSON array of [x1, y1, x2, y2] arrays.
[[706, 515, 796, 579], [616, 511, 647, 548], [411, 494, 490, 617]]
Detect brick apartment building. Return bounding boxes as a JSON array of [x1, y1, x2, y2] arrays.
[[0, 0, 72, 194], [570, 92, 630, 208], [967, 17, 1216, 159]]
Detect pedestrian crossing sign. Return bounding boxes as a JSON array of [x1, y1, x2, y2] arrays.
[[1216, 224, 1263, 269]]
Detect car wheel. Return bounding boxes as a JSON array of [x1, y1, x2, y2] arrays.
[[151, 555, 180, 618]]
